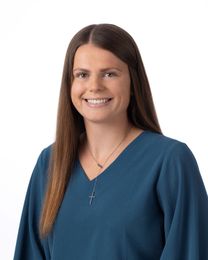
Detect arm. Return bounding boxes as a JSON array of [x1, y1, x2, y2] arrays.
[[157, 142, 208, 260], [13, 147, 51, 260]]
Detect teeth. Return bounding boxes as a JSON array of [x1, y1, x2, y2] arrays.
[[86, 98, 110, 104]]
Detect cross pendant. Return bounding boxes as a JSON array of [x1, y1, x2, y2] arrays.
[[89, 191, 96, 205]]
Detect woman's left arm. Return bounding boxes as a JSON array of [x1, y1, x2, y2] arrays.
[[156, 142, 208, 260]]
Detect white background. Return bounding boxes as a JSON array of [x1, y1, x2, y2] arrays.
[[0, 0, 207, 259]]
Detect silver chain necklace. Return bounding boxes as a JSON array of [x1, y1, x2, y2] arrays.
[[87, 125, 132, 205]]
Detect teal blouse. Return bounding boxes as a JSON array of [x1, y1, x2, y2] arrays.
[[13, 131, 208, 259]]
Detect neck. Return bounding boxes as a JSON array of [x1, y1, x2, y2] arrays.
[[81, 119, 133, 162]]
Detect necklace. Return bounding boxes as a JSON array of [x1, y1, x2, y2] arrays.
[[86, 125, 132, 205]]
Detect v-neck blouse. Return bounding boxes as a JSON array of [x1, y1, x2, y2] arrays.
[[78, 130, 147, 182], [13, 131, 208, 260]]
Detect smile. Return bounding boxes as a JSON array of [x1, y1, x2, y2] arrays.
[[85, 98, 112, 104], [84, 98, 112, 107]]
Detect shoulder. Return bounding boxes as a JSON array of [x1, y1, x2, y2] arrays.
[[143, 130, 192, 156], [37, 143, 53, 168], [141, 130, 199, 170], [144, 131, 200, 182], [29, 143, 53, 193]]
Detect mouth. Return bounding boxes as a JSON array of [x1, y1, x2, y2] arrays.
[[84, 98, 112, 104]]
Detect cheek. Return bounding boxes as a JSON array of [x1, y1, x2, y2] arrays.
[[120, 84, 131, 109], [120, 80, 131, 101], [71, 83, 83, 100], [70, 83, 87, 114]]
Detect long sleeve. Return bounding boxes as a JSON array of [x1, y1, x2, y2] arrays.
[[13, 147, 51, 260], [156, 142, 208, 259]]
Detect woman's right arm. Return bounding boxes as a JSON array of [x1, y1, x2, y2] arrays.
[[13, 146, 51, 260]]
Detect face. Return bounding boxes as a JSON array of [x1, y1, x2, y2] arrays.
[[71, 44, 131, 125]]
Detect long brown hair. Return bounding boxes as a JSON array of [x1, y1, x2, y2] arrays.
[[39, 23, 162, 238]]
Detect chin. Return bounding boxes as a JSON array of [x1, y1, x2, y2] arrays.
[[83, 116, 113, 124]]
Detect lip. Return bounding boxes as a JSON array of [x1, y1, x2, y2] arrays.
[[83, 98, 112, 108], [83, 97, 112, 100]]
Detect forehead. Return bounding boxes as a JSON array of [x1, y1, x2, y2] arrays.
[[73, 44, 127, 70]]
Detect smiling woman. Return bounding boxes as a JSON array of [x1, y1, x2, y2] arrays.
[[13, 24, 208, 260]]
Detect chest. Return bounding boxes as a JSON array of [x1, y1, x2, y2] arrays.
[[55, 155, 161, 232], [48, 145, 165, 259], [50, 160, 164, 260], [78, 128, 145, 181], [79, 151, 119, 181]]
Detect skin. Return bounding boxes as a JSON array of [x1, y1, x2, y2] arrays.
[[71, 43, 142, 167]]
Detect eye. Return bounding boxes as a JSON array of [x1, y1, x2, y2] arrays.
[[75, 72, 88, 79], [104, 72, 117, 78]]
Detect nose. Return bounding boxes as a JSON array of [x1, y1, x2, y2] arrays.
[[88, 75, 104, 92]]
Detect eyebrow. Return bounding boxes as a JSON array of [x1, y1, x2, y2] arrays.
[[73, 67, 122, 72]]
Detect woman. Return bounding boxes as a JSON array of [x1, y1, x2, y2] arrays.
[[14, 24, 208, 259]]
